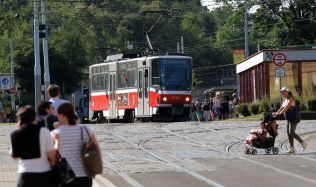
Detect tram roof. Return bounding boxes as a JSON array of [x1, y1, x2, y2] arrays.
[[89, 54, 192, 68]]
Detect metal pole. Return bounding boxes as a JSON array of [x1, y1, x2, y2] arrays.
[[34, 1, 41, 107], [177, 42, 180, 53], [181, 36, 184, 54], [41, 0, 50, 101], [9, 39, 15, 112], [244, 1, 249, 58]]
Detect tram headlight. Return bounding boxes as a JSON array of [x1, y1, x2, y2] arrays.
[[185, 97, 190, 102], [162, 97, 168, 102]]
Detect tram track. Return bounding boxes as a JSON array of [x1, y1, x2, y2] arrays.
[[96, 122, 316, 186], [108, 129, 224, 187], [147, 123, 316, 185]]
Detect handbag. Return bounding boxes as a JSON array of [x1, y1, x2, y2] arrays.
[[81, 125, 103, 178], [51, 151, 75, 186]]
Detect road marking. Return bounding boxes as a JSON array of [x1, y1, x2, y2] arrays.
[[157, 124, 316, 185], [102, 157, 144, 187], [95, 175, 117, 187], [111, 130, 224, 187]]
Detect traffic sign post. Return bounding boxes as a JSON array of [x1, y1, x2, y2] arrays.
[[273, 53, 287, 66], [275, 67, 285, 77], [273, 53, 287, 91], [0, 76, 11, 90]]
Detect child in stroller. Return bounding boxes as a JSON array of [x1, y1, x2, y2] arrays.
[[244, 113, 279, 155]]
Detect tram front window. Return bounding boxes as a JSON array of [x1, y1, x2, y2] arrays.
[[152, 58, 192, 90]]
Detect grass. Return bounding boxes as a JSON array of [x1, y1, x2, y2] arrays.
[[0, 123, 15, 125], [226, 114, 263, 121]]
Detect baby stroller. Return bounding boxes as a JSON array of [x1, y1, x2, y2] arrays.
[[244, 113, 279, 155]]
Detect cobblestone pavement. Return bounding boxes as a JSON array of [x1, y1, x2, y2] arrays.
[[0, 120, 315, 187]]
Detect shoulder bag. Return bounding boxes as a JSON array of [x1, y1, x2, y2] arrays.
[[51, 151, 75, 186], [81, 125, 103, 178]]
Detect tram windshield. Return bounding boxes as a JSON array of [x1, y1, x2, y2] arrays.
[[152, 58, 192, 90]]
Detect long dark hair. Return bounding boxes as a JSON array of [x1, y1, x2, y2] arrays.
[[37, 101, 52, 116], [57, 103, 78, 125], [17, 106, 36, 126]]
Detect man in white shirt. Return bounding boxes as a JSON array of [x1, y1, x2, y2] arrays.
[[47, 84, 69, 115]]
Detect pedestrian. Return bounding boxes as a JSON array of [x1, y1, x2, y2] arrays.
[[232, 93, 240, 118], [190, 100, 197, 121], [273, 87, 307, 154], [5, 105, 12, 122], [202, 99, 211, 121], [213, 92, 222, 120], [221, 96, 230, 119], [10, 106, 56, 187], [51, 103, 100, 187], [37, 101, 59, 131], [194, 99, 203, 121], [48, 84, 69, 115]]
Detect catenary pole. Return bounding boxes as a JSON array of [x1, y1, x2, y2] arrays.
[[10, 39, 15, 112], [181, 36, 184, 54], [41, 0, 50, 101], [34, 1, 41, 107], [244, 1, 249, 58]]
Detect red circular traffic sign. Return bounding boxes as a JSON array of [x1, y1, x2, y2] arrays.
[[9, 88, 16, 94], [273, 53, 287, 66]]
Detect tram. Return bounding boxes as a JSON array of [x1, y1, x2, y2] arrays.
[[89, 54, 192, 122]]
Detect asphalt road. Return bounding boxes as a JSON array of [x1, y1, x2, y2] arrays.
[[0, 120, 315, 187], [89, 120, 316, 187]]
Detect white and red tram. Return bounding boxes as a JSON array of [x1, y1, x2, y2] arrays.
[[89, 54, 192, 122]]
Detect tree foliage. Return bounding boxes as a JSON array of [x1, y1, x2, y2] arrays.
[[0, 0, 316, 104]]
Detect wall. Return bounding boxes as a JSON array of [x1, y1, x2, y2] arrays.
[[269, 61, 316, 100]]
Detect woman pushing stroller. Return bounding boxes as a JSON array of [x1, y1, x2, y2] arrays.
[[272, 87, 307, 154]]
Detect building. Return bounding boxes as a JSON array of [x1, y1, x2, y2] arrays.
[[193, 64, 237, 97], [236, 48, 316, 103]]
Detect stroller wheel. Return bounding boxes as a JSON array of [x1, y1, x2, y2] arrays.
[[265, 148, 271, 154], [251, 149, 257, 155], [272, 147, 279, 155]]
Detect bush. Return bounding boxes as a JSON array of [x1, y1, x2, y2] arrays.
[[258, 97, 271, 113], [306, 97, 316, 111], [296, 97, 307, 112], [270, 98, 281, 112], [248, 102, 260, 115], [235, 103, 251, 117]]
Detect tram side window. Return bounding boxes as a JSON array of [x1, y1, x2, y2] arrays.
[[117, 62, 137, 89], [152, 59, 160, 85], [92, 72, 108, 91]]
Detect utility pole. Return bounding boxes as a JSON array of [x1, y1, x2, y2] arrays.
[[9, 40, 15, 112], [41, 0, 50, 101], [181, 36, 184, 54], [34, 1, 41, 107], [244, 1, 249, 58]]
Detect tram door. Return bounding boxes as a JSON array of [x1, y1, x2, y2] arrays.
[[109, 73, 117, 118], [137, 68, 150, 117]]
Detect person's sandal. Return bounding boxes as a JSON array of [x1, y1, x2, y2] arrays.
[[286, 147, 295, 154], [301, 142, 307, 151]]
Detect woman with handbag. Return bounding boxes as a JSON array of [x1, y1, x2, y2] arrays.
[[10, 106, 57, 187], [51, 103, 100, 187], [273, 87, 307, 154]]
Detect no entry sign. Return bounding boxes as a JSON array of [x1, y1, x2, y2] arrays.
[[273, 53, 287, 66]]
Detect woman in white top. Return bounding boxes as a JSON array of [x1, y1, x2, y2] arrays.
[[273, 87, 307, 154], [213, 92, 222, 120], [10, 106, 56, 187], [51, 103, 100, 187]]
